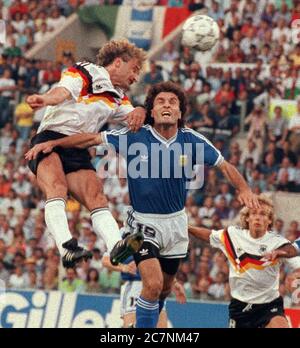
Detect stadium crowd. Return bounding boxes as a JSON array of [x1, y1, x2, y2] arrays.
[[0, 0, 300, 307]]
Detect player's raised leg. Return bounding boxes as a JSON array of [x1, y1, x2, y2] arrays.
[[109, 225, 144, 265], [36, 153, 92, 267], [66, 169, 126, 253]]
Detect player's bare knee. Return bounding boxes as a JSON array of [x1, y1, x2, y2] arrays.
[[143, 277, 163, 299]]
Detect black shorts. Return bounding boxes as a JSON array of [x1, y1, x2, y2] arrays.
[[228, 296, 286, 328], [28, 130, 95, 175], [133, 241, 180, 276]]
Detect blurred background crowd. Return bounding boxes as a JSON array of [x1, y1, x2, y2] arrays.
[[0, 0, 300, 307]]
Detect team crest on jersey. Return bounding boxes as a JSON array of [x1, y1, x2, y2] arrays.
[[179, 155, 188, 166], [258, 244, 267, 254], [236, 247, 243, 254]]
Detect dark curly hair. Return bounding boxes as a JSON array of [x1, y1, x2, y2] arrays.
[[144, 81, 187, 127]]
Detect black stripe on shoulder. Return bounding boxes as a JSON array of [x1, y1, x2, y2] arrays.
[[239, 253, 262, 261], [224, 228, 238, 259], [74, 63, 93, 94]]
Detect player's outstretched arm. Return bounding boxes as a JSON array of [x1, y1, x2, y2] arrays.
[[26, 87, 71, 109], [217, 160, 259, 209], [25, 133, 103, 160], [172, 280, 187, 304], [263, 243, 299, 261], [188, 225, 211, 242], [102, 255, 137, 275]]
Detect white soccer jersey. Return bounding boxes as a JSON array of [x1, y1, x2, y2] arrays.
[[38, 62, 134, 135], [210, 226, 292, 304]]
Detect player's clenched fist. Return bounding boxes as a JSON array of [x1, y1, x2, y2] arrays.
[[26, 95, 46, 109]]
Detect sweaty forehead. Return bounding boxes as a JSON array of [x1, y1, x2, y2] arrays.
[[154, 92, 179, 102]]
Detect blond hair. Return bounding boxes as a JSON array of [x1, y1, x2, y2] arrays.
[[97, 39, 147, 68], [239, 194, 275, 230]]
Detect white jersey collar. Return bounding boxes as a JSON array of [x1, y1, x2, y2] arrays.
[[149, 126, 178, 148]]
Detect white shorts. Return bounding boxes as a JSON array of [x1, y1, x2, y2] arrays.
[[120, 280, 167, 318], [120, 280, 142, 318], [124, 208, 189, 259]]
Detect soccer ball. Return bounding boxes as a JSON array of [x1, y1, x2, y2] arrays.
[[182, 15, 220, 51]]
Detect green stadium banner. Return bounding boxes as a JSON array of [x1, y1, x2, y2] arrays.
[[77, 5, 119, 38]]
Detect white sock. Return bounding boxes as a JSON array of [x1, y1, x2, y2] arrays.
[[91, 208, 121, 252], [45, 198, 73, 255]]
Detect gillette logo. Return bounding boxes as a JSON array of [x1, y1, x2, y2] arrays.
[[0, 291, 110, 328]]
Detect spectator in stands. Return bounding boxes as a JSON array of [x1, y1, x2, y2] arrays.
[[277, 157, 296, 192], [288, 220, 300, 239], [47, 7, 66, 31], [59, 267, 85, 293], [3, 37, 22, 58], [196, 82, 216, 106], [180, 45, 193, 66], [198, 196, 215, 220], [240, 138, 261, 166], [273, 218, 284, 235], [193, 277, 212, 300], [143, 60, 164, 87], [14, 94, 34, 140], [168, 60, 184, 85], [161, 42, 179, 62], [183, 64, 203, 98], [0, 220, 14, 246], [34, 21, 51, 43], [214, 81, 235, 106], [0, 69, 16, 127], [42, 266, 58, 290], [208, 271, 229, 301], [284, 98, 300, 154], [227, 44, 245, 63], [240, 27, 260, 55], [208, 0, 224, 22], [215, 182, 233, 205], [0, 174, 11, 198], [283, 68, 300, 100], [261, 2, 276, 25], [244, 104, 267, 151], [86, 267, 101, 293], [289, 43, 300, 68], [260, 153, 279, 176], [214, 104, 239, 146], [268, 106, 287, 143], [8, 266, 27, 289], [280, 141, 298, 167], [0, 259, 9, 286], [214, 197, 230, 220], [99, 266, 120, 294]]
